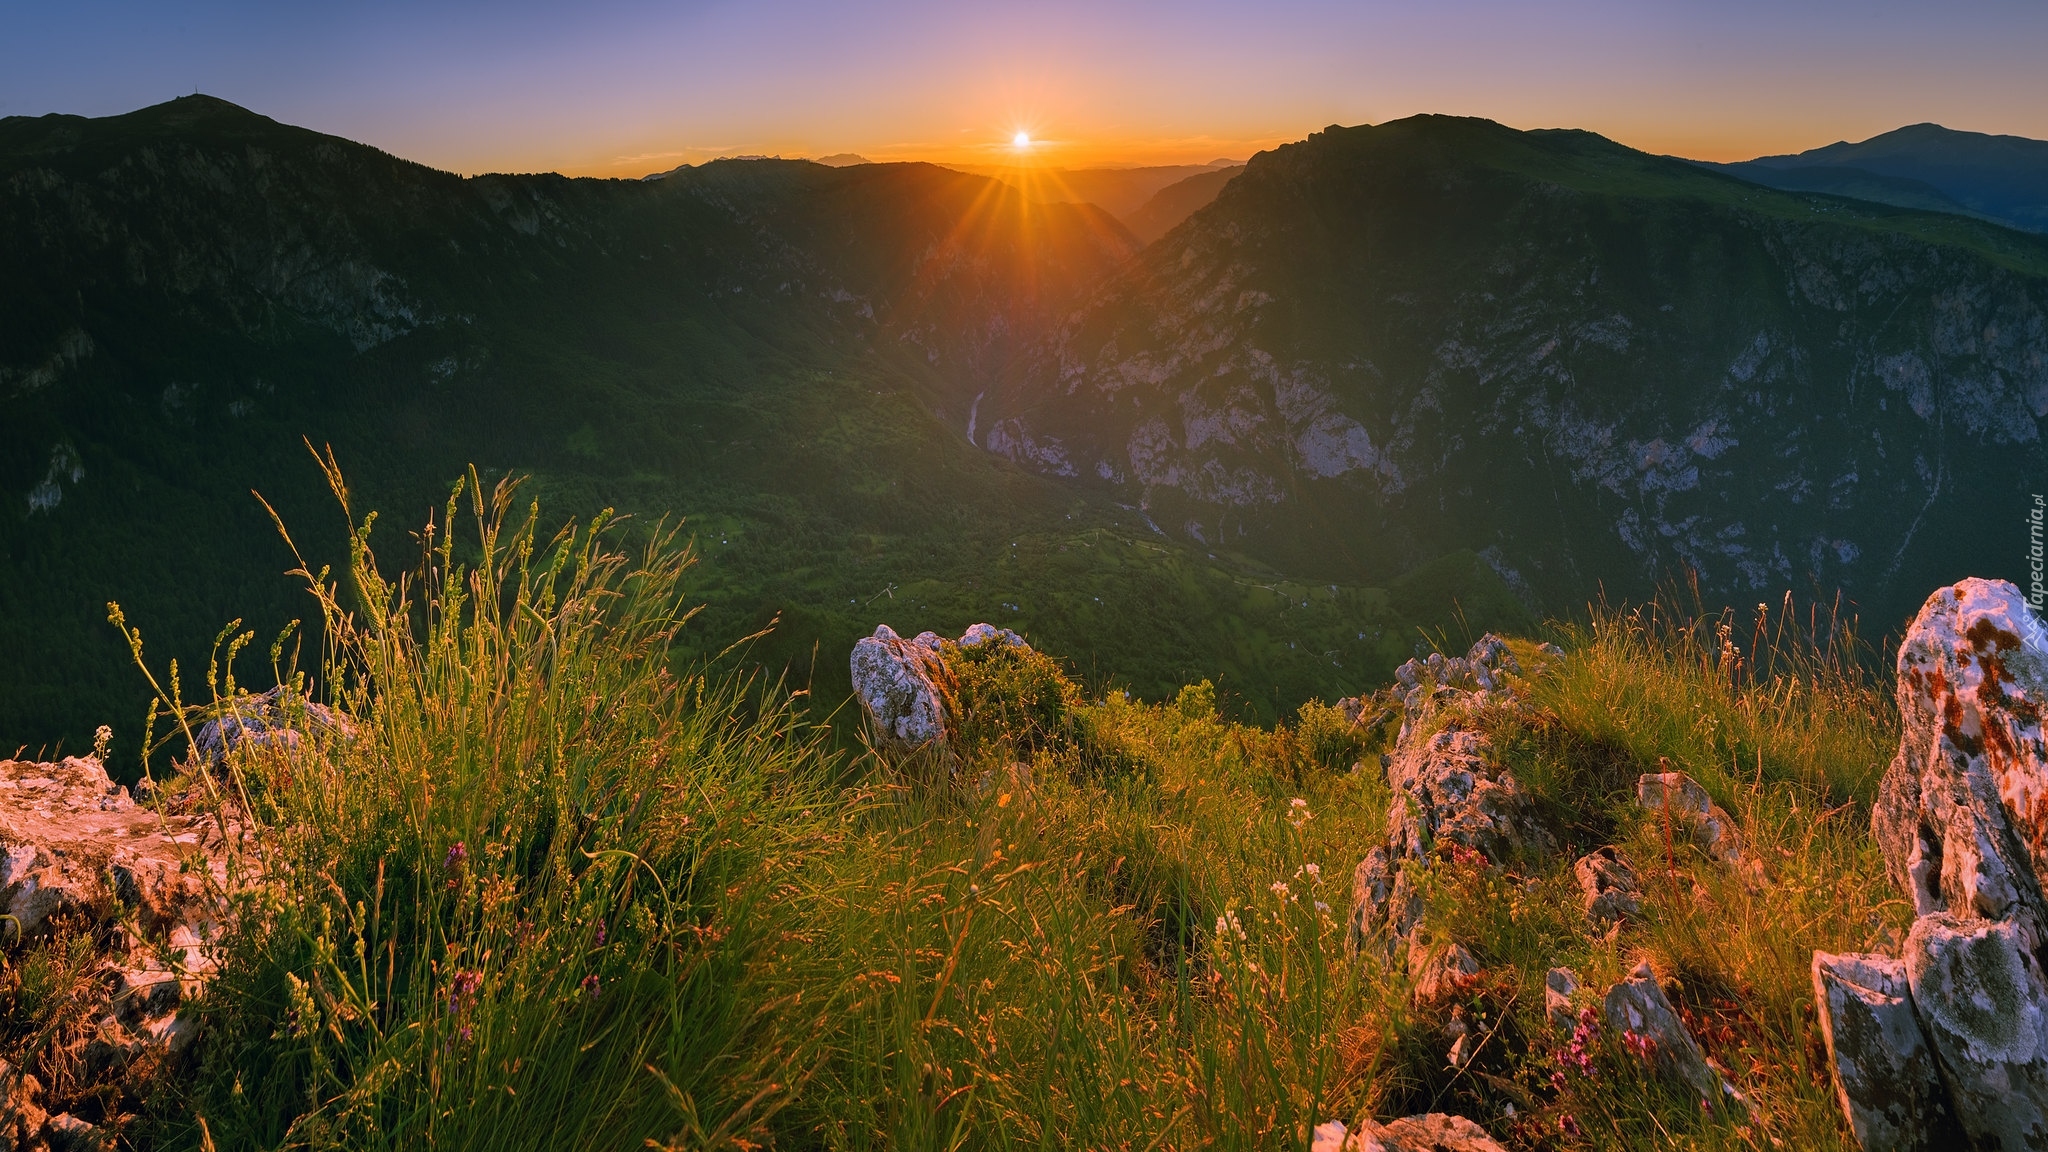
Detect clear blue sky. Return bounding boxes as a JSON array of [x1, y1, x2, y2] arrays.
[[4, 1, 2046, 175]]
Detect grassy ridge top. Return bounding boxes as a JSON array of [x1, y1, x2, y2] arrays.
[[2, 479, 1898, 1149]]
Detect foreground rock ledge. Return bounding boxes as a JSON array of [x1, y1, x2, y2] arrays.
[[1, 756, 257, 1149]]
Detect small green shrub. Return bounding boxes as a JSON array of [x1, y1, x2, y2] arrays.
[[1296, 698, 1367, 773]]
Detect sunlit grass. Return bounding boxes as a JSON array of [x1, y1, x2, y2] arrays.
[[65, 477, 1907, 1150]]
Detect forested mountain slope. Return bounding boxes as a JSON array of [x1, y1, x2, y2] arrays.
[[2, 97, 1524, 749], [972, 116, 2048, 617]]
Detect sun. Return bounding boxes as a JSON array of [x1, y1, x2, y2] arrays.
[[1012, 131, 1031, 149]]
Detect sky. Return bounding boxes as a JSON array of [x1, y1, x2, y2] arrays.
[[3, 1, 2048, 177]]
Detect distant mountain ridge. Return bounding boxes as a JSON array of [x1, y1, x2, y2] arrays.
[[1707, 122, 2048, 233], [1122, 165, 1245, 244], [971, 116, 2048, 617], [10, 98, 2048, 751]]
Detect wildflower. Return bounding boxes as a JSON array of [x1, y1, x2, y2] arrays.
[[1288, 797, 1313, 828], [444, 841, 469, 891], [447, 969, 484, 1015], [594, 921, 606, 946], [1559, 1113, 1582, 1137], [1270, 881, 1291, 899], [1302, 862, 1321, 881], [1622, 1028, 1659, 1061], [1314, 901, 1331, 914], [92, 725, 112, 762], [581, 973, 600, 998], [460, 1024, 473, 1042]]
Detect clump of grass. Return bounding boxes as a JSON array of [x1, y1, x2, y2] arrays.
[[120, 458, 840, 1150]]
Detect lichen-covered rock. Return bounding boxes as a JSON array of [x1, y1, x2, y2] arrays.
[[1, 757, 246, 941], [1903, 914, 2048, 1148], [1811, 951, 1955, 1152], [1311, 1113, 1508, 1152], [1387, 726, 1550, 863], [193, 684, 352, 769], [1636, 769, 1746, 865], [1603, 961, 1746, 1117], [850, 622, 1031, 758], [1871, 578, 2048, 932], [849, 624, 951, 756], [1574, 847, 1642, 926]]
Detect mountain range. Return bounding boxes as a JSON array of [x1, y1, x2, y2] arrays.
[[7, 96, 2048, 751], [1705, 122, 2048, 233]]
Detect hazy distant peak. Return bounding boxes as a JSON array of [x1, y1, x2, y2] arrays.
[[815, 153, 872, 167], [1726, 121, 2048, 233]]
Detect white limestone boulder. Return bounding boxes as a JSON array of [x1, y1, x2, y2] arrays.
[[1811, 950, 1955, 1151]]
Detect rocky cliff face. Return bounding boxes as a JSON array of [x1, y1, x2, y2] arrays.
[[968, 117, 2048, 620]]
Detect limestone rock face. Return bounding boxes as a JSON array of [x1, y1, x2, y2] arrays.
[[1602, 961, 1745, 1117], [1386, 727, 1550, 864], [1573, 847, 1642, 926], [1810, 951, 1955, 1152], [1872, 578, 2048, 931], [1904, 914, 2048, 1147], [0, 756, 257, 1141], [1348, 638, 1550, 957], [1311, 1113, 1508, 1152], [849, 623, 1030, 758]]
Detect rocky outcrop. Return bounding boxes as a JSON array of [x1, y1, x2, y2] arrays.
[[1392, 635, 1524, 741], [1636, 768, 1747, 866], [1573, 847, 1642, 927], [1, 1059, 47, 1151], [1905, 914, 2048, 1147], [1814, 578, 2048, 1149], [0, 756, 256, 1149], [1603, 961, 1746, 1117], [849, 626, 951, 757], [1811, 951, 1957, 1151], [849, 623, 1030, 759], [1386, 728, 1550, 864], [1350, 637, 1548, 956], [1311, 1113, 1508, 1152], [1545, 967, 1581, 1030], [193, 684, 351, 768]]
